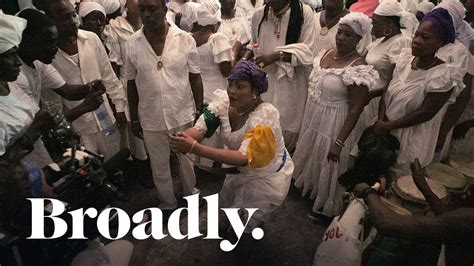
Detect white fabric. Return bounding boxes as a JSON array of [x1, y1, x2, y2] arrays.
[[0, 10, 27, 54], [81, 128, 120, 160], [339, 12, 373, 54], [435, 0, 474, 47], [0, 82, 39, 156], [15, 59, 66, 104], [293, 51, 378, 216], [449, 79, 474, 161], [400, 0, 418, 14], [124, 24, 200, 131], [197, 0, 221, 26], [313, 12, 339, 56], [86, 0, 121, 14], [235, 0, 264, 22], [51, 30, 126, 136], [79, 1, 106, 18], [194, 90, 293, 231], [274, 43, 314, 80], [143, 123, 198, 210], [417, 1, 435, 14], [217, 16, 251, 47], [374, 0, 419, 36], [384, 48, 465, 174], [249, 4, 315, 150], [180, 2, 201, 31], [198, 33, 232, 102]]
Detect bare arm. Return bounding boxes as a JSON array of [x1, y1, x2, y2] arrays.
[[337, 85, 368, 142], [54, 84, 90, 101], [218, 61, 232, 78], [378, 91, 386, 121], [189, 73, 203, 111]]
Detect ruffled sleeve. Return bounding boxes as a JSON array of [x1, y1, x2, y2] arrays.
[[341, 64, 379, 90], [209, 33, 233, 64], [239, 104, 280, 168], [425, 63, 465, 104], [436, 41, 471, 76], [193, 89, 229, 135]]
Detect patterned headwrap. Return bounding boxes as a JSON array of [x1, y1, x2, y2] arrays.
[[421, 8, 456, 45], [228, 61, 269, 95]]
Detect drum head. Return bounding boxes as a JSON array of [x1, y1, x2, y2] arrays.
[[394, 175, 448, 204], [380, 197, 412, 216], [456, 161, 474, 183], [425, 163, 467, 191]]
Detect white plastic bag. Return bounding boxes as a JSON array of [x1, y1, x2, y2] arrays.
[[313, 197, 376, 266]]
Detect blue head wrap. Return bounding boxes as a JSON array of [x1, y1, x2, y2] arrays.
[[421, 8, 456, 45], [228, 61, 268, 95]]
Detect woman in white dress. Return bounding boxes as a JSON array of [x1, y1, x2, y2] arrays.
[[169, 61, 293, 233], [293, 12, 379, 218], [373, 8, 465, 175], [192, 0, 233, 167], [242, 0, 316, 151], [365, 0, 414, 122]]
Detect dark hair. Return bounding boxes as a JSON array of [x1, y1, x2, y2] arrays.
[[17, 8, 56, 43], [385, 15, 402, 29], [257, 0, 304, 45]]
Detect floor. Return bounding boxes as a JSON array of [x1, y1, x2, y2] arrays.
[[113, 162, 327, 266]]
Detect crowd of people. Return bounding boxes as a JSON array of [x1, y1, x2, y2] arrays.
[[0, 0, 473, 264]]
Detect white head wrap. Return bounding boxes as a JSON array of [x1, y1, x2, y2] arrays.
[[339, 12, 373, 55], [180, 2, 201, 30], [86, 0, 121, 14], [417, 1, 435, 15], [434, 0, 474, 46], [374, 0, 419, 35], [79, 1, 107, 18], [399, 0, 418, 14], [197, 0, 221, 26], [0, 10, 27, 54]]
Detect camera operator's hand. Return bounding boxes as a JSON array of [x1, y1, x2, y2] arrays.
[[31, 109, 56, 133], [131, 121, 143, 139], [81, 92, 104, 112], [115, 112, 127, 129]]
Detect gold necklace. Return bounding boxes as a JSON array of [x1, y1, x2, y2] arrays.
[[320, 9, 346, 36]]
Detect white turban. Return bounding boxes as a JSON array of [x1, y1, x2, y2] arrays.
[[180, 1, 201, 30], [417, 1, 435, 15], [435, 0, 474, 46], [339, 12, 373, 55], [0, 10, 27, 54], [374, 0, 419, 35], [197, 0, 221, 26], [79, 1, 107, 18], [86, 0, 121, 14]]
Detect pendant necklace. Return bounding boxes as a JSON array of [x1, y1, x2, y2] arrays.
[[320, 9, 346, 36], [269, 3, 290, 40]]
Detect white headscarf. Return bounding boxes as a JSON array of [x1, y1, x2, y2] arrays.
[[79, 1, 107, 18], [339, 12, 373, 55], [180, 1, 201, 30], [435, 0, 474, 47], [0, 10, 27, 54], [86, 0, 121, 14], [374, 0, 419, 35], [417, 1, 435, 15], [197, 0, 221, 26]]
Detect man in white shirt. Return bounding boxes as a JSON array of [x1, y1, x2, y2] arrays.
[[125, 0, 203, 211], [43, 0, 127, 161]]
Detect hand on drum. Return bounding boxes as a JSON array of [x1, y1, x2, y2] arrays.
[[169, 132, 196, 154], [410, 158, 429, 192], [327, 142, 342, 163]]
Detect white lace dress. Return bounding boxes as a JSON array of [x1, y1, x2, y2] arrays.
[[194, 90, 294, 231], [365, 34, 412, 122], [384, 48, 465, 175], [293, 51, 378, 217]]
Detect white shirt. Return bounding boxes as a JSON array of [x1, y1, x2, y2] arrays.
[[124, 24, 200, 131], [15, 59, 66, 104], [52, 29, 126, 135], [217, 16, 251, 47], [0, 82, 39, 156]]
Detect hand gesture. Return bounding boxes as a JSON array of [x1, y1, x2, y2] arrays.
[[255, 51, 279, 68], [410, 158, 429, 192], [88, 80, 106, 96], [32, 109, 56, 133], [327, 142, 342, 163], [169, 132, 196, 154]]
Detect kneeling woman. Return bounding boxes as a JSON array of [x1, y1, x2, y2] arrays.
[[169, 61, 293, 232]]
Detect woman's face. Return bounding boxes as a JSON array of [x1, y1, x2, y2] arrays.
[[371, 14, 388, 38], [412, 21, 444, 57], [227, 79, 256, 109], [322, 0, 343, 12], [0, 47, 22, 82], [335, 24, 360, 53], [82, 11, 106, 36]]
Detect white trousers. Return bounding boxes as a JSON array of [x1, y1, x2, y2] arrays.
[[119, 122, 148, 161], [80, 130, 121, 161], [143, 123, 198, 210]]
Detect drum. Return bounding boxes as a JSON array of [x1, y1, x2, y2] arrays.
[[425, 163, 467, 194], [454, 161, 474, 185], [379, 197, 411, 216], [389, 175, 447, 215]]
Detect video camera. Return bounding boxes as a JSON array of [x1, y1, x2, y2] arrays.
[[1, 129, 131, 266]]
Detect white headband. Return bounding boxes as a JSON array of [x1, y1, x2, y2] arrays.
[[79, 1, 107, 18], [339, 12, 373, 37], [197, 0, 222, 26], [0, 10, 27, 54]]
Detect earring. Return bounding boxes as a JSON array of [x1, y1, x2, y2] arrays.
[[253, 94, 257, 99], [383, 27, 393, 37]]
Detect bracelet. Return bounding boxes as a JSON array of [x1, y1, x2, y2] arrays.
[[335, 139, 345, 148], [362, 187, 377, 202], [189, 140, 197, 153]]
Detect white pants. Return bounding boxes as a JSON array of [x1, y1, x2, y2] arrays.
[[80, 130, 121, 161], [143, 123, 198, 210], [119, 122, 148, 161]]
